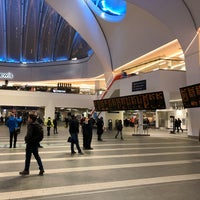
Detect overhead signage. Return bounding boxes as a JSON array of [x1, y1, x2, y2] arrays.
[[0, 72, 14, 79], [180, 83, 200, 108], [94, 91, 166, 111], [132, 80, 146, 92]]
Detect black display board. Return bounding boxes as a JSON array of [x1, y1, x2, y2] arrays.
[[132, 80, 146, 92], [94, 91, 166, 111], [180, 83, 200, 108]]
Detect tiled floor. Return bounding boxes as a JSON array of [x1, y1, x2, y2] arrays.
[[0, 125, 200, 200]]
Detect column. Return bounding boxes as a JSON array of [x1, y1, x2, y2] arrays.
[[184, 31, 200, 137], [44, 101, 55, 121], [138, 110, 143, 134]]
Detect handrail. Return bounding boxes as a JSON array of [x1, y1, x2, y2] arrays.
[[91, 73, 124, 116]]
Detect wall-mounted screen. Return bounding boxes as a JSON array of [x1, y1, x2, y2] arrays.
[[180, 83, 200, 108], [94, 91, 166, 111], [132, 80, 146, 92]]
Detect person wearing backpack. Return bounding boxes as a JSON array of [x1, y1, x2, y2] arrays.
[[19, 113, 44, 176]]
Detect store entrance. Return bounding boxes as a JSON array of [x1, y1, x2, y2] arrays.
[[123, 110, 156, 128], [0, 106, 44, 125]]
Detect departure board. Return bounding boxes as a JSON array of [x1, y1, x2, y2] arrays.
[[93, 91, 166, 111], [180, 83, 200, 108]]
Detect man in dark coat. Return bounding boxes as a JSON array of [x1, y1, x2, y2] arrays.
[[19, 114, 44, 176], [69, 115, 83, 155], [96, 117, 104, 141], [82, 114, 94, 150]]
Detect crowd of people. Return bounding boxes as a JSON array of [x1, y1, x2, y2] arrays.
[[3, 111, 128, 176], [5, 112, 60, 148], [2, 110, 186, 177], [5, 111, 127, 152]]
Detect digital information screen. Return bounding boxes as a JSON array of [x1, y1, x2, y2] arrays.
[[180, 83, 200, 108], [132, 80, 146, 92], [94, 91, 166, 111]]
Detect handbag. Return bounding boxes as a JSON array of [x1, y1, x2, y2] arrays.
[[67, 136, 72, 143], [15, 127, 20, 134]]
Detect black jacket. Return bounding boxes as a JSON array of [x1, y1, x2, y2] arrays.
[[25, 122, 40, 144], [69, 118, 79, 134]]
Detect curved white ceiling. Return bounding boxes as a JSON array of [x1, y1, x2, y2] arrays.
[[0, 0, 199, 82], [46, 0, 199, 72]]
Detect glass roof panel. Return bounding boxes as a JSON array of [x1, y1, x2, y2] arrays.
[[0, 0, 92, 64]]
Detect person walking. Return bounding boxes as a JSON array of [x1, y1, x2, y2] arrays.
[[6, 112, 22, 148], [115, 120, 124, 140], [96, 117, 104, 141], [174, 118, 179, 133], [177, 118, 183, 132], [69, 115, 83, 155], [19, 113, 44, 176]]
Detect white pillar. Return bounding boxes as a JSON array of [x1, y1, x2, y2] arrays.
[[44, 101, 55, 121], [138, 110, 143, 134], [184, 31, 200, 137]]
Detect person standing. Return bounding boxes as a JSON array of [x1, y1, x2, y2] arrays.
[[69, 115, 83, 155], [88, 115, 95, 148], [115, 120, 124, 140], [53, 118, 58, 134], [96, 117, 104, 141], [82, 114, 94, 150], [19, 113, 44, 176], [6, 112, 22, 148], [46, 117, 53, 136], [80, 115, 87, 149]]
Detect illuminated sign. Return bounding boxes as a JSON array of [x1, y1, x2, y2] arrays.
[[94, 91, 166, 111], [0, 72, 14, 79], [180, 83, 200, 108]]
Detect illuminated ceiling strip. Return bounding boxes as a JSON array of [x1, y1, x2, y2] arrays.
[[85, 0, 126, 22]]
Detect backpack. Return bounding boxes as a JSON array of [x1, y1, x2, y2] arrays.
[[47, 120, 51, 126], [32, 123, 44, 142]]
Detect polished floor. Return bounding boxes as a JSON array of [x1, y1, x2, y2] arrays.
[[0, 124, 200, 200]]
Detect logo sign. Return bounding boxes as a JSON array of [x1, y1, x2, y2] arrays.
[[0, 72, 14, 79]]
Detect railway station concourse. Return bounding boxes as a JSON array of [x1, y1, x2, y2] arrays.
[[0, 1, 200, 199]]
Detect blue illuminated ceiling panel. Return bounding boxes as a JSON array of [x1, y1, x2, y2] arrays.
[[86, 0, 126, 22], [0, 0, 92, 64]]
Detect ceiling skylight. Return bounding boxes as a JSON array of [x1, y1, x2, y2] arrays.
[[0, 0, 92, 65]]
